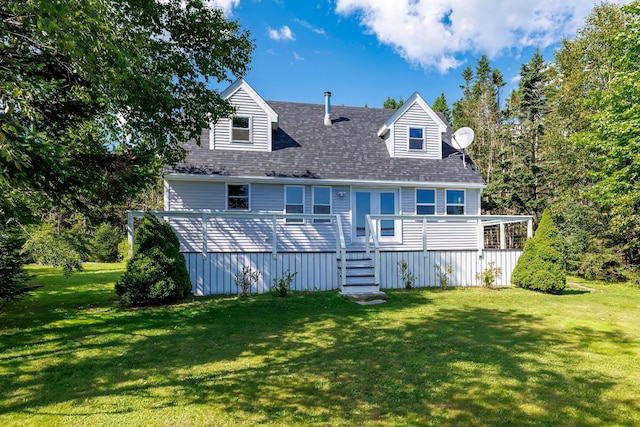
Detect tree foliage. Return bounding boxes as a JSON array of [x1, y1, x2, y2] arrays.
[[512, 210, 566, 293], [115, 214, 191, 305], [383, 96, 404, 109], [0, 229, 31, 307], [432, 93, 451, 123], [0, 0, 253, 223]]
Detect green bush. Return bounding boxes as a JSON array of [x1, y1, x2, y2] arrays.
[[91, 223, 123, 262], [23, 221, 83, 275], [0, 229, 31, 307], [271, 270, 296, 298], [115, 214, 191, 305], [512, 209, 566, 294], [117, 238, 131, 262]]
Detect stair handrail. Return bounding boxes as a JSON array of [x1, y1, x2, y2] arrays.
[[365, 215, 380, 287], [335, 214, 347, 289]]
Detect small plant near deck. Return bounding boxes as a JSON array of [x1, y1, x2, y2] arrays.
[[271, 270, 297, 298], [435, 263, 452, 288], [235, 266, 260, 297], [398, 260, 416, 289], [477, 262, 502, 288]]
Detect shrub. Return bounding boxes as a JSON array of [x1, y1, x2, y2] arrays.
[[272, 270, 297, 298], [435, 263, 452, 288], [0, 229, 31, 307], [235, 266, 260, 297], [23, 221, 83, 275], [91, 223, 123, 262], [115, 214, 191, 305], [512, 209, 566, 293], [398, 260, 416, 289], [477, 262, 502, 288], [117, 238, 131, 262]]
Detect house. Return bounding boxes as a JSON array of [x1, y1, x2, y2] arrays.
[[129, 79, 532, 295]]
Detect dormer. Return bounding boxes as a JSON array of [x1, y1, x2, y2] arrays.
[[377, 92, 448, 159], [209, 79, 279, 152]]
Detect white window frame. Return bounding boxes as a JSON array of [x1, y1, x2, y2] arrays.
[[415, 188, 436, 215], [408, 127, 425, 151], [284, 185, 304, 224], [231, 116, 252, 143], [312, 186, 332, 224], [226, 183, 250, 211], [445, 189, 465, 215]]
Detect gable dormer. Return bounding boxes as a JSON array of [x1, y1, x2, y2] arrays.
[[209, 79, 278, 152], [377, 92, 448, 159]]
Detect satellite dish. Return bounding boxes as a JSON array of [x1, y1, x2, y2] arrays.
[[452, 127, 475, 150], [451, 127, 475, 168]]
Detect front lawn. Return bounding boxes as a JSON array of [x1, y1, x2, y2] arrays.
[[1, 264, 639, 426]]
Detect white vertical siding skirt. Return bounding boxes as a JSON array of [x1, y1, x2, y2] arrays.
[[182, 249, 522, 295]]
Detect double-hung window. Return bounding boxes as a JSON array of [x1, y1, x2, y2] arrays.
[[446, 190, 465, 215], [227, 184, 250, 210], [312, 187, 331, 223], [231, 116, 251, 143], [416, 189, 435, 215], [409, 127, 424, 150], [285, 186, 304, 223]]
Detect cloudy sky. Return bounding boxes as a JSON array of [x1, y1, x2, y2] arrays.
[[211, 0, 631, 109]]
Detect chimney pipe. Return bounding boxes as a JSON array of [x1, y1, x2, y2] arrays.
[[324, 91, 331, 126]]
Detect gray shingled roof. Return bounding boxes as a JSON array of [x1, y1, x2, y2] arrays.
[[172, 101, 485, 185]]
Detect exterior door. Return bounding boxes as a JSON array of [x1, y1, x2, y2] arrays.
[[353, 189, 399, 242]]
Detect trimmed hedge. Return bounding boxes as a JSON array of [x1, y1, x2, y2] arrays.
[[115, 214, 191, 305], [512, 209, 566, 294]]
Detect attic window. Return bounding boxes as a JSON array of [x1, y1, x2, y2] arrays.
[[231, 116, 251, 142], [409, 127, 424, 150]]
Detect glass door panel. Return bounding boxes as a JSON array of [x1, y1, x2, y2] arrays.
[[354, 191, 371, 237], [379, 192, 396, 237]]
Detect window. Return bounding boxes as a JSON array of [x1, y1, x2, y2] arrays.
[[231, 116, 251, 142], [227, 184, 249, 210], [416, 189, 435, 215], [285, 186, 304, 223], [313, 187, 331, 223], [446, 190, 465, 215], [409, 127, 424, 150]]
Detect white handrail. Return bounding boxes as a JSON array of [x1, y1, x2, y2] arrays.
[[365, 215, 381, 287], [335, 216, 347, 289]]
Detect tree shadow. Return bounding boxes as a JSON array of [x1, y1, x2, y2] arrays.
[[1, 289, 638, 425]]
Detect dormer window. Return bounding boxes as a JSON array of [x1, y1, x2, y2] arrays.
[[409, 127, 424, 150], [231, 116, 251, 143]]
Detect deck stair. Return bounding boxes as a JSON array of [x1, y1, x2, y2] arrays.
[[338, 253, 380, 294]]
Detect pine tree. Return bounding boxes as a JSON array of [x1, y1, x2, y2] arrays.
[[432, 93, 452, 123]]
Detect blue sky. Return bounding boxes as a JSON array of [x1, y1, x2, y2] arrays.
[[211, 0, 631, 109]]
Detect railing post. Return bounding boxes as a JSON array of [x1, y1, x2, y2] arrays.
[[272, 215, 277, 260], [202, 213, 208, 258], [422, 217, 427, 258], [499, 222, 506, 250], [365, 216, 370, 255], [374, 247, 380, 287], [127, 212, 135, 258], [527, 218, 534, 238]]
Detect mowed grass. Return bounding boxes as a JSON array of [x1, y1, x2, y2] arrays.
[[1, 265, 640, 426]]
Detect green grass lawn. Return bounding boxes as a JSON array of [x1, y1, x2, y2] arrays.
[[1, 264, 639, 426]]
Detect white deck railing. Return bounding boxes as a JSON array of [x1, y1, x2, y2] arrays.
[[364, 214, 533, 287]]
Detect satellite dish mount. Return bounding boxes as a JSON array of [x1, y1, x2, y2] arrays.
[[451, 127, 475, 168]]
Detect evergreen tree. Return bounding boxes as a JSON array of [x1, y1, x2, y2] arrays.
[[383, 96, 404, 109], [432, 93, 452, 123], [512, 209, 566, 293]]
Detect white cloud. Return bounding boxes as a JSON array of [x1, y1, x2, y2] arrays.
[[294, 18, 327, 36], [334, 0, 633, 73], [293, 51, 305, 60], [268, 25, 296, 41]]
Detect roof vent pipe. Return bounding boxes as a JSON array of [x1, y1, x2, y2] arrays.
[[324, 91, 332, 126]]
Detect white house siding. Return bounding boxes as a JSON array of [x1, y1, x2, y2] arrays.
[[378, 249, 522, 289], [166, 180, 226, 211], [182, 249, 522, 295], [184, 252, 337, 295], [210, 86, 271, 152], [393, 103, 441, 159], [383, 130, 394, 157]]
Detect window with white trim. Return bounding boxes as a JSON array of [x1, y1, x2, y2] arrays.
[[312, 186, 331, 223], [409, 127, 424, 150], [231, 116, 251, 143], [446, 189, 465, 215], [227, 184, 250, 210], [285, 186, 304, 223], [416, 189, 435, 215]]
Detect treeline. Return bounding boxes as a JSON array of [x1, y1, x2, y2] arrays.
[[449, 2, 640, 281]]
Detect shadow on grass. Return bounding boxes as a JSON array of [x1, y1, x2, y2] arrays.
[[1, 285, 638, 425]]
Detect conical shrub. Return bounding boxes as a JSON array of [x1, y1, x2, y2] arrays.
[[115, 214, 191, 304], [512, 209, 566, 293]]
